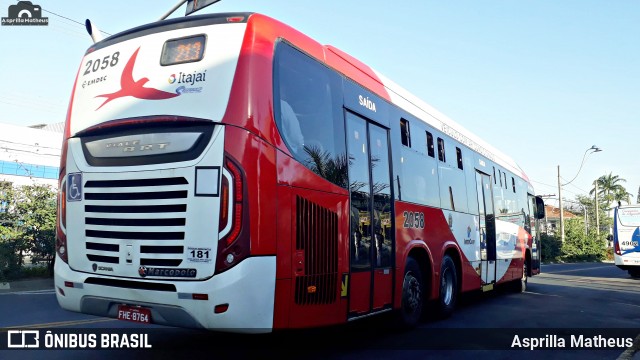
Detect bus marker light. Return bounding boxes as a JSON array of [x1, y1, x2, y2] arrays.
[[192, 293, 209, 300], [214, 304, 229, 314], [226, 254, 235, 264], [307, 286, 317, 294], [227, 16, 244, 22], [57, 287, 65, 296], [64, 281, 74, 288]]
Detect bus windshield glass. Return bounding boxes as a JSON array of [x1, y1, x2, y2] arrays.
[[618, 207, 640, 227]]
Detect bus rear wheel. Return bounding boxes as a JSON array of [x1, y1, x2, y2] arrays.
[[436, 255, 457, 318], [399, 257, 424, 327]]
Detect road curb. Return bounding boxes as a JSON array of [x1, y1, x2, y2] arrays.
[[0, 278, 54, 293]]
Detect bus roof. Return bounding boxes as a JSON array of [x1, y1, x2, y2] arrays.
[[82, 11, 531, 187]]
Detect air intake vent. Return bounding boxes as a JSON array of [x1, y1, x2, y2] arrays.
[[294, 196, 338, 305], [84, 176, 188, 267]]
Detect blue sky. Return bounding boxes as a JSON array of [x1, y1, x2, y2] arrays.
[[0, 0, 638, 206]]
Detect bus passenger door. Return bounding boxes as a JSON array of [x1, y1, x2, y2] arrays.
[[528, 195, 541, 274], [346, 111, 394, 317], [476, 171, 497, 289]]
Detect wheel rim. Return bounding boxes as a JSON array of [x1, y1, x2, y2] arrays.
[[441, 268, 453, 305], [403, 271, 421, 314]]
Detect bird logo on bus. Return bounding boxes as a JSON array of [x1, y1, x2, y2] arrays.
[[94, 47, 179, 110]]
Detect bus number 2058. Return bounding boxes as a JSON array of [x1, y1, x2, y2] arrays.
[[403, 211, 425, 229]]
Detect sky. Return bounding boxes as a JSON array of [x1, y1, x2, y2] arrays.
[[0, 0, 638, 206]]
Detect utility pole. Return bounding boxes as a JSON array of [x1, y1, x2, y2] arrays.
[[557, 146, 602, 243], [595, 181, 600, 237], [558, 166, 564, 242], [583, 206, 587, 235]]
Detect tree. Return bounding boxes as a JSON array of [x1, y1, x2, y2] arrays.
[[590, 173, 629, 209], [613, 187, 632, 206], [0, 182, 23, 279], [0, 183, 57, 280], [561, 218, 606, 262], [17, 184, 57, 274]]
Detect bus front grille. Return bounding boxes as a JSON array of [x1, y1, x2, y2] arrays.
[[83, 177, 188, 267]]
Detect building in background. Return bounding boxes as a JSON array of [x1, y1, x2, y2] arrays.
[[542, 204, 578, 235], [0, 123, 62, 188]]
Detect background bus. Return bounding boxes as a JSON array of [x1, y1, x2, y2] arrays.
[[54, 3, 545, 333], [613, 205, 640, 278]]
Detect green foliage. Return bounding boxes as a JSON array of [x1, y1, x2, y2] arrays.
[[605, 247, 614, 261], [0, 183, 57, 280], [560, 218, 607, 262], [590, 173, 631, 210], [20, 264, 50, 279], [541, 232, 561, 262]]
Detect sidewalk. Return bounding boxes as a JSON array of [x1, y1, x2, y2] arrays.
[[0, 277, 54, 293]]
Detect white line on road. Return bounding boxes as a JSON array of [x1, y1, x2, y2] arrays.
[[0, 289, 55, 296], [524, 291, 560, 297], [613, 302, 640, 309], [2, 318, 116, 329], [546, 265, 613, 274]]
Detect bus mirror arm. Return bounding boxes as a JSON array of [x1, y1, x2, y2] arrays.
[[159, 0, 188, 21], [158, 0, 223, 20], [535, 196, 545, 220], [85, 19, 103, 44]]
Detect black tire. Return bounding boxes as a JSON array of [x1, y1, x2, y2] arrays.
[[398, 257, 424, 328], [436, 255, 458, 318], [628, 268, 640, 278]]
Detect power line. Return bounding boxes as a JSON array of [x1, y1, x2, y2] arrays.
[[41, 8, 112, 36]]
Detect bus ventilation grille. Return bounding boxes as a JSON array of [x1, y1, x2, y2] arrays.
[[83, 177, 188, 267], [295, 196, 338, 305]]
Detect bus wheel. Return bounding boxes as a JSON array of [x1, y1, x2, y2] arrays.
[[628, 269, 640, 278], [436, 255, 457, 318], [399, 257, 424, 327]]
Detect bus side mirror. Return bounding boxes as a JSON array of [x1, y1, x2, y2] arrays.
[[535, 196, 545, 220]]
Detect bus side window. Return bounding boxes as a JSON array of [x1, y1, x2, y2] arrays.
[[437, 137, 445, 162], [426, 131, 434, 158], [274, 42, 347, 188], [401, 119, 411, 147]]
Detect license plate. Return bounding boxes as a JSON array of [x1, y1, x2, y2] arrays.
[[117, 305, 151, 324]]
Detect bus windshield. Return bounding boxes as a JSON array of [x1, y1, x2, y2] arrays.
[[618, 207, 640, 227]]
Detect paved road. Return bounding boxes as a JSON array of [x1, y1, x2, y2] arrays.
[[1, 262, 639, 359]]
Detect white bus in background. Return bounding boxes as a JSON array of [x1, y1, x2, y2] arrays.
[[613, 205, 640, 278]]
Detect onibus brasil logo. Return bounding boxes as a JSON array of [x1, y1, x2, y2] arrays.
[[1, 1, 49, 26]]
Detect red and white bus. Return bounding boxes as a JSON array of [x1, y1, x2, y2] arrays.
[[54, 4, 545, 333]]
